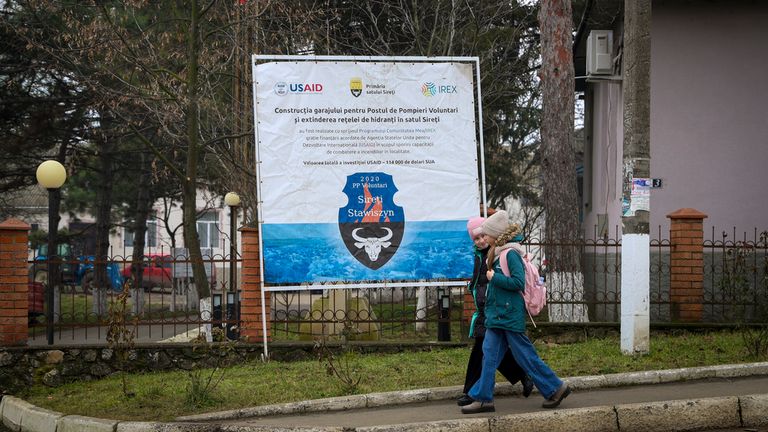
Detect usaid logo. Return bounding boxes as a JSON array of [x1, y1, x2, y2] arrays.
[[421, 82, 457, 96], [274, 82, 324, 96]]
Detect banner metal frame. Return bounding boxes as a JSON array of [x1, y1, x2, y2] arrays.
[[251, 55, 488, 356]]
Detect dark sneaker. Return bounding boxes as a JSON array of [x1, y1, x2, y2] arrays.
[[461, 400, 495, 414], [522, 376, 534, 398], [542, 383, 571, 409], [456, 394, 474, 406]]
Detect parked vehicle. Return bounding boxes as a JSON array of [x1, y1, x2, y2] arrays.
[[78, 255, 125, 294], [121, 254, 173, 292], [121, 253, 220, 292], [31, 244, 77, 286], [28, 281, 44, 324], [30, 243, 123, 293]]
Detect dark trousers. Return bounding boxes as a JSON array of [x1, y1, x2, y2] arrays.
[[462, 334, 526, 394]]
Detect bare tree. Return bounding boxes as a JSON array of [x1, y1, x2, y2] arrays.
[[22, 1, 265, 304]]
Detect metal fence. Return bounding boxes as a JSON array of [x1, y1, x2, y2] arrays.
[[27, 246, 237, 345], [269, 285, 465, 342], [703, 228, 768, 322], [25, 226, 768, 345]]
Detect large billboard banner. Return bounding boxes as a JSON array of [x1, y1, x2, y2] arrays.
[[254, 58, 482, 286]]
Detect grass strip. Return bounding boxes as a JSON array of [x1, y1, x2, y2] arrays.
[[22, 329, 760, 421]]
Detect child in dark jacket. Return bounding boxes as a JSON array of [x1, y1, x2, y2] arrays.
[[462, 211, 570, 414], [457, 216, 533, 406]]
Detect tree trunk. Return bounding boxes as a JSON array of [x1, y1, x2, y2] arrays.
[[234, 1, 258, 227], [160, 198, 178, 250], [538, 0, 587, 322], [131, 153, 152, 278], [183, 0, 210, 301], [130, 152, 153, 315], [93, 127, 115, 316]]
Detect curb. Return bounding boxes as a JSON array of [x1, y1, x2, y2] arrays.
[[354, 396, 768, 432], [1, 362, 767, 432]]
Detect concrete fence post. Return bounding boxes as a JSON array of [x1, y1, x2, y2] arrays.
[[239, 227, 271, 343], [0, 219, 31, 346], [667, 208, 707, 322]]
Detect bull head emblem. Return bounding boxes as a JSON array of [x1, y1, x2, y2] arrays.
[[339, 172, 405, 270], [351, 227, 393, 261]]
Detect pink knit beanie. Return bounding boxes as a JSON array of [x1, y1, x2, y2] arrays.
[[466, 217, 485, 240]]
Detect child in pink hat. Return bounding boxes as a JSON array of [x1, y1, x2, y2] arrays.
[[457, 216, 532, 407], [462, 210, 570, 414]]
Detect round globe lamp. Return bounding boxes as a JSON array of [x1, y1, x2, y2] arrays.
[[36, 160, 67, 189], [224, 192, 241, 207]]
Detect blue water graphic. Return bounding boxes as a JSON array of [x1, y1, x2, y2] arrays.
[[262, 221, 473, 284]]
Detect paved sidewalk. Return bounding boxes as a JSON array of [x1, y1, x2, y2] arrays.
[[3, 363, 768, 431], [174, 363, 768, 431], [218, 376, 768, 429]]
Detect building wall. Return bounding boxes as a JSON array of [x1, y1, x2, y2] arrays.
[[650, 0, 768, 234], [583, 0, 768, 238]]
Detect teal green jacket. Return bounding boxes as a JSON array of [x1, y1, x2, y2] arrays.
[[484, 236, 527, 333]]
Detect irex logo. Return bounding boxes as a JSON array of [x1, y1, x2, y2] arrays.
[[421, 82, 457, 96]]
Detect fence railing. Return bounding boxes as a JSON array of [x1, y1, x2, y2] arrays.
[[20, 226, 768, 346], [26, 247, 239, 344], [703, 227, 768, 322]]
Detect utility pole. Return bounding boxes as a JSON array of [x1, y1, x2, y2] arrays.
[[621, 0, 652, 355]]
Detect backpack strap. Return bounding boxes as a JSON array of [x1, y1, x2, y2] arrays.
[[497, 244, 526, 276], [498, 249, 511, 277]]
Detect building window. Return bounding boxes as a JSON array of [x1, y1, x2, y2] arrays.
[[124, 220, 158, 248], [197, 211, 220, 248]]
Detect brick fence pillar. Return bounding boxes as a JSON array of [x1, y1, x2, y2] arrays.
[[239, 227, 271, 342], [667, 208, 707, 322], [462, 290, 474, 325], [0, 219, 31, 346]]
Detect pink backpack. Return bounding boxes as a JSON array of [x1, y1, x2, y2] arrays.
[[499, 245, 547, 327]]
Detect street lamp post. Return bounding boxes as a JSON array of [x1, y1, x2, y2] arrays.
[[224, 192, 240, 339], [36, 160, 67, 345]]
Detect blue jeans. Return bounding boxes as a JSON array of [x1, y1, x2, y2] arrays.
[[468, 328, 563, 401]]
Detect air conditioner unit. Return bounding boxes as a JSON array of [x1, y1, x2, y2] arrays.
[[587, 30, 613, 75]]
